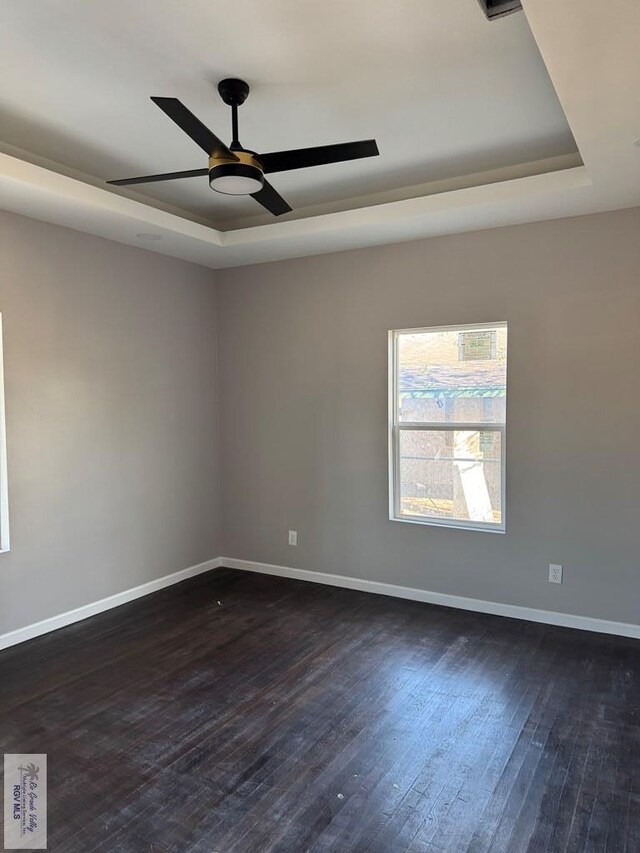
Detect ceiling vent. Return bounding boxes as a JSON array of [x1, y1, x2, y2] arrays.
[[477, 0, 522, 20]]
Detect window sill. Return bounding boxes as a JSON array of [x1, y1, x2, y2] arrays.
[[389, 514, 506, 534]]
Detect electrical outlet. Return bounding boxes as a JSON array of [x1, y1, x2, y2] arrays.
[[549, 564, 563, 584], [288, 530, 298, 547]]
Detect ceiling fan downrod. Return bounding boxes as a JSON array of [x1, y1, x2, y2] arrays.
[[217, 78, 250, 151]]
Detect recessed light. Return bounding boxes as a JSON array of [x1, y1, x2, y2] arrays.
[[136, 232, 162, 241]]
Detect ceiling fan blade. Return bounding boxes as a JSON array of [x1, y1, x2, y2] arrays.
[[251, 180, 292, 216], [150, 97, 238, 160], [107, 168, 209, 187], [259, 139, 379, 174]]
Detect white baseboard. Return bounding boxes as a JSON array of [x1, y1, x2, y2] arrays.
[[0, 556, 223, 651], [2, 554, 638, 651], [221, 557, 640, 640]]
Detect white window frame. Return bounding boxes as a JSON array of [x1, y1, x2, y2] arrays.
[[388, 322, 507, 534], [0, 314, 9, 552]]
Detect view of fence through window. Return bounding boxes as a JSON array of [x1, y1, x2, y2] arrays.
[[390, 323, 507, 531]]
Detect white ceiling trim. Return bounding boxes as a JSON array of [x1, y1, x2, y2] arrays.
[[0, 149, 592, 270]]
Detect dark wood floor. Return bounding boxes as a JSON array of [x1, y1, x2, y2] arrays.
[[0, 569, 638, 852]]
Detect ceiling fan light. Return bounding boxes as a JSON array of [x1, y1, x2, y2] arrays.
[[209, 162, 263, 196]]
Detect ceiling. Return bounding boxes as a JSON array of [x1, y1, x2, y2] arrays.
[[0, 0, 639, 268], [0, 0, 576, 228]]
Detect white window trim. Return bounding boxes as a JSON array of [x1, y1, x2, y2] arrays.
[[388, 322, 507, 534], [0, 314, 9, 552]]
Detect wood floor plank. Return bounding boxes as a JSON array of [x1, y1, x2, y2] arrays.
[[0, 567, 638, 852]]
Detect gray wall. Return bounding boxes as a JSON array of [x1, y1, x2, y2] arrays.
[[3, 206, 638, 636], [217, 208, 640, 625], [0, 211, 220, 635]]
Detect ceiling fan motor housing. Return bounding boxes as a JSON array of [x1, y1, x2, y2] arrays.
[[208, 150, 264, 196]]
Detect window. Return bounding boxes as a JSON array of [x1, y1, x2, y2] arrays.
[[0, 314, 8, 551], [389, 323, 507, 532]]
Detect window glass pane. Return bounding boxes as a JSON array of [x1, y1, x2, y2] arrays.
[[398, 429, 502, 525], [397, 326, 507, 424]]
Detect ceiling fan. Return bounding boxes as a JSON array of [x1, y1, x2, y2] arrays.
[[107, 78, 380, 217]]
